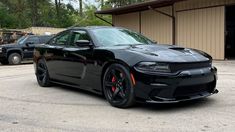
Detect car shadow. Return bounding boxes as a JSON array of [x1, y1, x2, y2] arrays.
[[133, 98, 216, 112], [0, 62, 33, 66], [51, 83, 106, 101], [37, 81, 217, 111]]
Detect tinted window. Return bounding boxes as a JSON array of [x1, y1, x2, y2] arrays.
[[17, 36, 27, 45], [69, 30, 90, 46], [50, 32, 69, 45], [91, 28, 153, 46], [39, 36, 53, 43], [26, 37, 40, 44]]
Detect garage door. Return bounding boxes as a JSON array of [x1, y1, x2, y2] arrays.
[[176, 6, 225, 60]]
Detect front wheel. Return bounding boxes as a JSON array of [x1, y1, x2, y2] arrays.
[[36, 59, 50, 87], [103, 64, 135, 108], [8, 53, 21, 65]]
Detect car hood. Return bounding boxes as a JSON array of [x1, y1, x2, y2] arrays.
[[104, 44, 210, 63], [0, 43, 18, 48]]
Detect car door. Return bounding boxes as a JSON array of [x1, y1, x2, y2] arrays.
[[60, 30, 95, 88], [23, 36, 40, 58], [45, 31, 70, 81]]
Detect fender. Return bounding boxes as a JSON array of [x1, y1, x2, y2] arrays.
[[6, 48, 24, 58]]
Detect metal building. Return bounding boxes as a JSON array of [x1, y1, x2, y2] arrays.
[[96, 0, 235, 60]]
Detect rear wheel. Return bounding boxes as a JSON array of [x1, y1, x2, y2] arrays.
[[36, 59, 50, 87], [8, 53, 21, 65], [103, 64, 135, 108]]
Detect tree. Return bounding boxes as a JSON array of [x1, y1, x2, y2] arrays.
[[28, 0, 38, 26], [12, 0, 30, 28], [68, 0, 82, 16], [79, 0, 83, 16], [101, 0, 104, 8], [0, 2, 17, 28], [106, 0, 146, 7], [0, 0, 113, 29], [73, 5, 111, 27], [55, 0, 59, 17]]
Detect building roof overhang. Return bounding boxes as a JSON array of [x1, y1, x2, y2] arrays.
[[95, 0, 186, 15]]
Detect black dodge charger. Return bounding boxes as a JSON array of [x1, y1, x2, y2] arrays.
[[33, 26, 218, 108]]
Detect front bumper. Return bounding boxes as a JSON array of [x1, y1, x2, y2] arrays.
[[0, 52, 6, 61], [0, 48, 7, 61], [133, 66, 218, 103]]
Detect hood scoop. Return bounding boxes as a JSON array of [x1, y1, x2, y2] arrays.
[[169, 47, 193, 55], [169, 47, 185, 50]]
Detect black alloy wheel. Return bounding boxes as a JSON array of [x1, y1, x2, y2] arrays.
[[36, 59, 50, 87], [8, 53, 21, 65], [103, 64, 135, 108]]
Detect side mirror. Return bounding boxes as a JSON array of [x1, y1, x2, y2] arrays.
[[75, 40, 92, 47]]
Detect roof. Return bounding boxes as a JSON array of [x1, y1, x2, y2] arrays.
[[68, 26, 113, 30], [95, 0, 186, 15]]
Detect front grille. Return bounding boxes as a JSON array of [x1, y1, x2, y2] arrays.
[[173, 82, 215, 97], [170, 61, 211, 73]]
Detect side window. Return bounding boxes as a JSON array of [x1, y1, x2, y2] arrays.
[[69, 30, 90, 46], [39, 36, 53, 43], [50, 32, 69, 45], [26, 37, 40, 44]]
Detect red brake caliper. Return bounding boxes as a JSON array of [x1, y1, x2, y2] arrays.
[[111, 76, 116, 92]]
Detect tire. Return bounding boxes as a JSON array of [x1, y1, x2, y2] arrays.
[[103, 64, 135, 108], [8, 53, 21, 65], [36, 59, 50, 87]]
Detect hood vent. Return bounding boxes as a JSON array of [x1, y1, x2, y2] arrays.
[[169, 47, 185, 50], [169, 47, 193, 54]]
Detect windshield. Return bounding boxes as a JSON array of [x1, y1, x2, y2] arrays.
[[17, 36, 27, 45], [91, 28, 153, 46]]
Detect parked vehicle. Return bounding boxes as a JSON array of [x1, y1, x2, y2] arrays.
[[33, 26, 218, 108], [0, 35, 53, 65], [0, 31, 25, 45]]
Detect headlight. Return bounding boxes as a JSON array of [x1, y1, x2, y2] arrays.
[[135, 62, 171, 73]]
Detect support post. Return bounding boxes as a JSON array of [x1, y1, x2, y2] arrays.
[[148, 5, 176, 45], [95, 14, 114, 26]]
